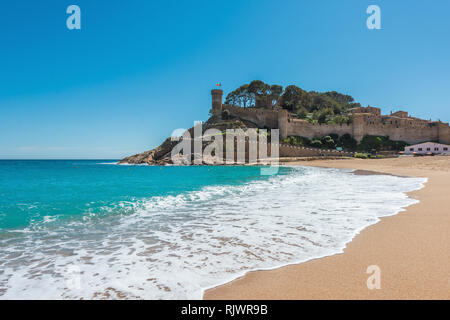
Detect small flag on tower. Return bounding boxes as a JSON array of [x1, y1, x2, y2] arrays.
[[216, 83, 221, 87]]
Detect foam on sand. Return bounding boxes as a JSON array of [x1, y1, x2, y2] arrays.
[[0, 166, 425, 299]]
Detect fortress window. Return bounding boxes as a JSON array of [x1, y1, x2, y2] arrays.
[[410, 148, 414, 151], [444, 148, 448, 151], [427, 148, 431, 151], [418, 148, 423, 151], [434, 148, 439, 151]]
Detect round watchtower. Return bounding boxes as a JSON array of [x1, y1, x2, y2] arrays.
[[211, 89, 223, 118]]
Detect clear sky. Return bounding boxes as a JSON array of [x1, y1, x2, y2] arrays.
[[1, 0, 449, 159]]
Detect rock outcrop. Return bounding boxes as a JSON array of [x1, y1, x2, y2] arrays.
[[119, 116, 258, 165]]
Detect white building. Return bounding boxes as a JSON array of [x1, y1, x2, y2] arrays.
[[404, 142, 450, 155]]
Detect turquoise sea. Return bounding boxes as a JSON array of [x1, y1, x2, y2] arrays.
[[0, 160, 426, 299], [0, 160, 280, 230]]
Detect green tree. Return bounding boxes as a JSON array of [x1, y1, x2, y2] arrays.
[[281, 85, 309, 112], [248, 80, 269, 107], [225, 84, 251, 107], [323, 91, 354, 105], [226, 81, 361, 118], [268, 84, 283, 107]]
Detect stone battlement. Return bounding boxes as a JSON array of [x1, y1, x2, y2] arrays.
[[211, 89, 450, 145]]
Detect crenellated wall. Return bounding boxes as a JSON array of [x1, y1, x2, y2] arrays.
[[214, 94, 450, 145], [287, 118, 353, 139], [361, 121, 439, 144], [279, 144, 353, 157], [223, 105, 279, 129]]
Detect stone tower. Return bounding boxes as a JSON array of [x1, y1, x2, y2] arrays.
[[211, 89, 223, 118], [352, 113, 365, 143], [278, 109, 288, 139]]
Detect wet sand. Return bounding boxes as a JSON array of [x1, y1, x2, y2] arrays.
[[204, 156, 450, 300]]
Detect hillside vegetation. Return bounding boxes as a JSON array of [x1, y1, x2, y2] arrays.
[[282, 134, 407, 152], [225, 80, 363, 125]]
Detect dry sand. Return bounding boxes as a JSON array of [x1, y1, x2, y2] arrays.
[[204, 156, 450, 300]]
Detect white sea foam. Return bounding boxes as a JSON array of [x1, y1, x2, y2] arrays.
[[97, 162, 150, 166], [0, 166, 426, 299]]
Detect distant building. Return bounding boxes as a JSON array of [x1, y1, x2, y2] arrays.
[[349, 106, 381, 116], [404, 142, 450, 155], [390, 111, 409, 118]]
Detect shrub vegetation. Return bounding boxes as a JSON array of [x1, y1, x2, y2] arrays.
[[282, 133, 407, 153]]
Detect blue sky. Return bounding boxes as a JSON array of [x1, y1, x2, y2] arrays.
[[1, 0, 449, 159]]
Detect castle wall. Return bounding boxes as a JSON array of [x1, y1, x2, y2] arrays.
[[217, 140, 352, 162], [223, 105, 279, 129], [352, 114, 365, 142], [362, 123, 439, 144], [285, 116, 442, 144], [279, 144, 352, 157], [438, 123, 450, 144], [358, 115, 440, 144], [224, 106, 445, 144], [278, 110, 288, 139], [286, 118, 353, 139], [215, 95, 449, 146]]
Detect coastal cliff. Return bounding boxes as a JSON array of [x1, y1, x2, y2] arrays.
[[119, 116, 258, 165]]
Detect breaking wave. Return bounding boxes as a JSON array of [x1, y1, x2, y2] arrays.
[[0, 166, 425, 299]]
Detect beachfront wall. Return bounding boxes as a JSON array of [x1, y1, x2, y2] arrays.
[[278, 144, 353, 157], [217, 139, 352, 161], [196, 137, 352, 163], [404, 142, 450, 155]]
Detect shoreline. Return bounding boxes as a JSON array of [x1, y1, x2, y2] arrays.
[[199, 166, 423, 299], [204, 156, 450, 300]]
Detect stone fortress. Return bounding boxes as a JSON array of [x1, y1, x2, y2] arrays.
[[118, 89, 450, 165], [211, 89, 450, 145]]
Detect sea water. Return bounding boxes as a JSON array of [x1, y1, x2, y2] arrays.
[[0, 160, 426, 299]]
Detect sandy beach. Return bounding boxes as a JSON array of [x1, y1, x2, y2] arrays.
[[204, 156, 450, 300]]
